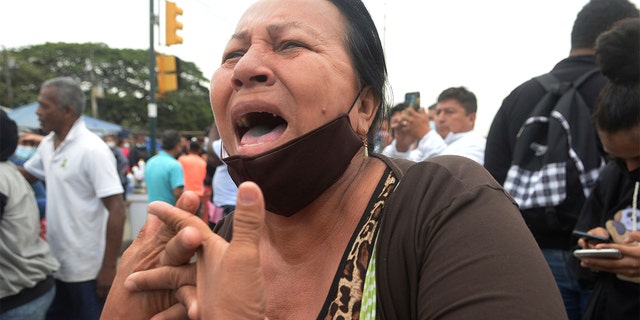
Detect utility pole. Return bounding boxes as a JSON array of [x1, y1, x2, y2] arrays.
[[3, 47, 14, 108], [148, 0, 158, 155], [86, 47, 98, 118]]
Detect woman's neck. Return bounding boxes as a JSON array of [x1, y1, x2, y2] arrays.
[[261, 154, 385, 260]]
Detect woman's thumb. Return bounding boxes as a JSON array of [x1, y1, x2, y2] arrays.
[[231, 181, 265, 246]]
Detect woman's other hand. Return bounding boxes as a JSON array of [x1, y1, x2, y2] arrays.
[[101, 191, 202, 320], [122, 183, 268, 320]]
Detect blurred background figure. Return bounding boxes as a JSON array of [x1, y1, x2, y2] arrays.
[[206, 122, 237, 229], [128, 132, 150, 171], [144, 130, 184, 205], [128, 132, 150, 193], [9, 129, 47, 237], [104, 134, 129, 200], [117, 132, 130, 174], [1, 110, 60, 320], [381, 102, 416, 159], [178, 138, 208, 220]]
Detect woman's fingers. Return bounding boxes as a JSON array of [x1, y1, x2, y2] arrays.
[[125, 263, 196, 291], [176, 285, 199, 320], [176, 190, 202, 215], [102, 193, 205, 319], [149, 303, 190, 320], [148, 198, 209, 233], [160, 226, 202, 266]]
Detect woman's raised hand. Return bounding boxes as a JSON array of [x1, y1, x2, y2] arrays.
[[101, 190, 202, 320], [110, 183, 268, 320]]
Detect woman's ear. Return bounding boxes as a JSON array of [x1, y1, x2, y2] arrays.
[[354, 86, 380, 135]]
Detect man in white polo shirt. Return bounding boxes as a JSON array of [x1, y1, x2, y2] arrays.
[[20, 77, 125, 319]]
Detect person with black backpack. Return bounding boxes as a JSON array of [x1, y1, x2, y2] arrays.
[[484, 1, 639, 319]]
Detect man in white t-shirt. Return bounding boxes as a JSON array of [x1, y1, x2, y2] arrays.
[[21, 77, 125, 319]]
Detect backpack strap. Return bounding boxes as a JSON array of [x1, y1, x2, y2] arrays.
[[534, 68, 600, 97], [535, 73, 569, 96], [573, 68, 601, 88], [535, 68, 600, 95]]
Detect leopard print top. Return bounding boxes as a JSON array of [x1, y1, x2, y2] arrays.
[[319, 168, 398, 319]]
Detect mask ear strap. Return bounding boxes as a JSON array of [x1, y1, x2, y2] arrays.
[[346, 87, 365, 115], [346, 87, 370, 157]]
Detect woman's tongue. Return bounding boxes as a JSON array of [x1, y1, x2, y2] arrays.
[[240, 123, 286, 146]]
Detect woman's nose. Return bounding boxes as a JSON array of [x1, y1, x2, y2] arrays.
[[231, 48, 276, 90]]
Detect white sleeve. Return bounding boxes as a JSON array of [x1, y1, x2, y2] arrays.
[[409, 130, 447, 162], [441, 134, 486, 165], [23, 146, 46, 181], [381, 140, 413, 160]]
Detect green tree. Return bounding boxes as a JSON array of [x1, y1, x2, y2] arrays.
[[1, 42, 212, 132]]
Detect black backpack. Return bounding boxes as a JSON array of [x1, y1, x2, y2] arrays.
[[503, 68, 605, 211]]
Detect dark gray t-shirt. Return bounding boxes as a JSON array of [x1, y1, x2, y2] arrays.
[[214, 154, 567, 319]]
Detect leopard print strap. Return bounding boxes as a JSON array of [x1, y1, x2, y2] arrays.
[[321, 168, 397, 319]]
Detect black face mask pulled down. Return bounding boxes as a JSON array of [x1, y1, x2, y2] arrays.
[[222, 98, 364, 217]]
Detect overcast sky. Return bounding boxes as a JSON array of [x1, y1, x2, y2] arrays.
[[3, 0, 639, 135]]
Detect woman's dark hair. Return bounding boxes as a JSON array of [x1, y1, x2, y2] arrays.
[[328, 0, 390, 153], [592, 17, 640, 133]]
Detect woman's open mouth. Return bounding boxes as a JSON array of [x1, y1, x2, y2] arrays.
[[236, 112, 287, 149]]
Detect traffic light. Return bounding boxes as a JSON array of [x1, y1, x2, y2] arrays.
[[156, 53, 178, 97], [166, 1, 183, 46]]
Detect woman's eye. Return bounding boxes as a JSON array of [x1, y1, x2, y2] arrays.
[[278, 41, 306, 51], [223, 51, 245, 62]]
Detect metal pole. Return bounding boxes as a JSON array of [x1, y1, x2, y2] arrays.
[[3, 48, 14, 108], [88, 47, 98, 118], [149, 0, 158, 155]]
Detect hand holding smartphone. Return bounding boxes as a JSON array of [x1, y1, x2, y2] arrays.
[[572, 230, 620, 259]]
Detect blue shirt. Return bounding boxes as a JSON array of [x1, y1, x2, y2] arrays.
[[144, 151, 184, 205]]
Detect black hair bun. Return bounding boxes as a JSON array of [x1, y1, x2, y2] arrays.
[[595, 17, 640, 84]]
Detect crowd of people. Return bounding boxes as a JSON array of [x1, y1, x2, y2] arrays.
[[0, 79, 232, 318], [1, 0, 638, 319]]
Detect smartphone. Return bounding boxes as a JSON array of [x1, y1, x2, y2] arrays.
[[404, 91, 420, 110], [573, 248, 622, 259], [572, 230, 610, 244]]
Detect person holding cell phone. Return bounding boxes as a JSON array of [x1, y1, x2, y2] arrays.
[[380, 102, 418, 159], [573, 17, 640, 320]]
